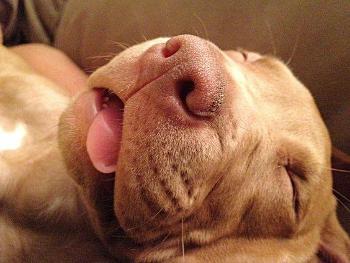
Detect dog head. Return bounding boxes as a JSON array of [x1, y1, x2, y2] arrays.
[[59, 35, 349, 262]]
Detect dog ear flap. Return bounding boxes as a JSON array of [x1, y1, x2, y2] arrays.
[[317, 147, 350, 262], [317, 211, 350, 262], [332, 147, 350, 170]]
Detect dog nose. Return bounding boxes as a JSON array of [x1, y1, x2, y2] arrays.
[[138, 35, 228, 117]]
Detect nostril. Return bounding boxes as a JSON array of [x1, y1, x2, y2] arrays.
[[143, 35, 226, 118], [177, 80, 195, 113], [163, 38, 181, 58]]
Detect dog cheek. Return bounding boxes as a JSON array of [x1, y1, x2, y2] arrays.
[[317, 211, 350, 262], [59, 107, 88, 182], [112, 103, 225, 242], [59, 105, 119, 238]]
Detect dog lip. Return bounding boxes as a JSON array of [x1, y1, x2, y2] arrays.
[[85, 88, 124, 173]]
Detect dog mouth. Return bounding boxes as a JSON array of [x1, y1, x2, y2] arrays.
[[86, 88, 124, 174], [81, 85, 201, 244]]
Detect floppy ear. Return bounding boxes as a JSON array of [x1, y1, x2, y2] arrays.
[[317, 147, 350, 262], [317, 211, 350, 262], [332, 146, 350, 237], [332, 147, 350, 170]]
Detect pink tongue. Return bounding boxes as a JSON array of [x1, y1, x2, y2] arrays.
[[86, 102, 123, 173]]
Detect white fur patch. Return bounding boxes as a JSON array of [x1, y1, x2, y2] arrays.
[[0, 122, 27, 151]]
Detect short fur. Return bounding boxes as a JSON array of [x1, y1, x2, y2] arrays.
[[0, 34, 349, 262]]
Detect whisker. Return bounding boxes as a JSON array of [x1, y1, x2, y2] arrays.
[[191, 25, 200, 38], [263, 17, 277, 56], [335, 197, 350, 214], [149, 207, 165, 221], [140, 33, 148, 42], [123, 207, 166, 232], [141, 231, 172, 260], [84, 66, 98, 74], [330, 168, 350, 174], [160, 231, 171, 244], [87, 53, 116, 61], [131, 38, 140, 46], [193, 13, 209, 40], [333, 188, 350, 204], [286, 22, 303, 66], [109, 40, 131, 50], [300, 162, 350, 175]]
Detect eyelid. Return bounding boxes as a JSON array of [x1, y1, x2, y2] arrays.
[[285, 167, 301, 218], [237, 48, 248, 61], [240, 50, 248, 61], [277, 139, 320, 181], [285, 158, 308, 181]]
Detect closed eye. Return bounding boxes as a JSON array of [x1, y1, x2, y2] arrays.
[[238, 49, 262, 63], [284, 164, 304, 220], [239, 50, 248, 61], [225, 50, 262, 63], [286, 168, 300, 216]]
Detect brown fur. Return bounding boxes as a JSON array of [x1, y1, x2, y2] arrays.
[[0, 35, 349, 262]]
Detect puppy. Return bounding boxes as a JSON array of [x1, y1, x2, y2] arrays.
[[0, 33, 349, 262]]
